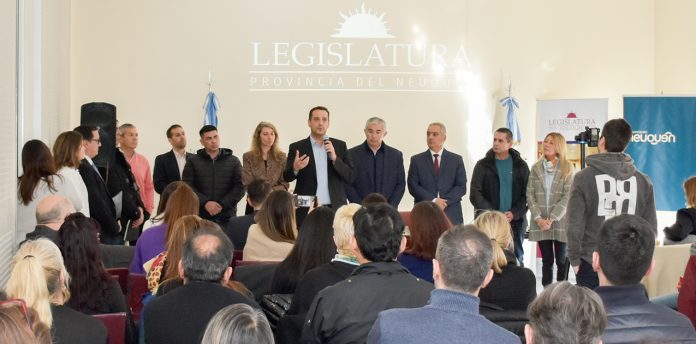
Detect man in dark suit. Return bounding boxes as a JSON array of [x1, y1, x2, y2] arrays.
[[407, 122, 467, 224], [224, 179, 271, 250], [73, 125, 121, 244], [153, 124, 194, 194], [144, 227, 258, 344], [283, 106, 353, 225], [346, 117, 405, 208]]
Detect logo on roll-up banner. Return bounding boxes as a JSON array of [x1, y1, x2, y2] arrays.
[[249, 3, 472, 92], [631, 131, 677, 145]]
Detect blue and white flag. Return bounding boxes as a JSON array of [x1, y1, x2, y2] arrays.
[[203, 91, 219, 127], [500, 92, 521, 143]]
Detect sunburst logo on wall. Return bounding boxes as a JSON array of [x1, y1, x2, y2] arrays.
[[332, 3, 394, 39]]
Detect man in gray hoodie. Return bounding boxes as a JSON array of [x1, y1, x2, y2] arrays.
[[567, 118, 657, 288]]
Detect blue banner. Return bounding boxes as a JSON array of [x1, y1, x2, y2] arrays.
[[624, 97, 696, 211]]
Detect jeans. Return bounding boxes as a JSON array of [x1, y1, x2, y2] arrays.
[[576, 259, 599, 289], [512, 225, 526, 267], [538, 240, 567, 286]]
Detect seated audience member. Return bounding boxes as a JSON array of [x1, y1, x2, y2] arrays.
[[58, 213, 129, 316], [201, 304, 274, 344], [368, 224, 519, 344], [525, 281, 607, 344], [23, 195, 75, 244], [0, 291, 52, 344], [243, 190, 297, 261], [130, 181, 198, 274], [287, 204, 362, 317], [397, 201, 452, 283], [474, 211, 536, 310], [270, 207, 336, 294], [664, 176, 696, 245], [301, 203, 433, 344], [224, 179, 272, 250], [679, 243, 696, 327], [5, 239, 107, 344], [143, 228, 258, 344], [361, 192, 389, 206], [593, 214, 696, 343], [148, 215, 217, 295]]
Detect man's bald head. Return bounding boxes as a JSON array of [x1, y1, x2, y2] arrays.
[[36, 195, 76, 230], [181, 227, 233, 282]]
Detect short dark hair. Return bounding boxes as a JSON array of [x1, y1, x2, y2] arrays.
[[166, 124, 182, 138], [182, 227, 234, 282], [247, 179, 271, 206], [361, 193, 388, 206], [495, 128, 513, 142], [199, 125, 218, 138], [527, 281, 607, 344], [600, 118, 632, 152], [597, 214, 655, 285], [73, 125, 98, 141], [308, 106, 330, 120], [352, 203, 404, 262], [436, 224, 492, 293]]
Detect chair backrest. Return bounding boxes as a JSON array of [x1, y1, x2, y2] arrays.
[[231, 249, 244, 268], [642, 243, 692, 298], [128, 273, 148, 325], [106, 267, 129, 294], [93, 312, 127, 344]]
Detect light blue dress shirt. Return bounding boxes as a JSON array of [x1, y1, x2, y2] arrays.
[[310, 136, 331, 205]]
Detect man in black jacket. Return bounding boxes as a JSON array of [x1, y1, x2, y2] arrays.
[[301, 203, 433, 344], [283, 106, 353, 226], [223, 179, 271, 250], [144, 227, 258, 344], [74, 125, 121, 244], [593, 214, 696, 343], [153, 124, 194, 194], [470, 128, 530, 265], [183, 125, 244, 228]]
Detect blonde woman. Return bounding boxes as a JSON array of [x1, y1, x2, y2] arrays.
[[5, 239, 107, 344], [242, 122, 288, 214], [527, 132, 575, 286], [474, 211, 536, 310]]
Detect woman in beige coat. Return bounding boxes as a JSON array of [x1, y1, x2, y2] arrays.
[[527, 132, 575, 286], [242, 122, 289, 214]]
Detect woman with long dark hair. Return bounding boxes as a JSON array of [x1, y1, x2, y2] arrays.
[[397, 201, 452, 283], [17, 140, 82, 245], [130, 181, 199, 274], [243, 190, 297, 261], [242, 122, 288, 214], [270, 207, 336, 294]]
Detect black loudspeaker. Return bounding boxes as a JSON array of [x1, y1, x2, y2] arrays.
[[81, 102, 117, 168]]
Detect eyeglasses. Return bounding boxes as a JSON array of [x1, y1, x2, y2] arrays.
[[91, 139, 101, 144], [0, 298, 32, 328]]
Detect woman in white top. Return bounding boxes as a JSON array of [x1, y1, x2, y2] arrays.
[[17, 140, 82, 245], [53, 131, 90, 217], [243, 190, 297, 261]]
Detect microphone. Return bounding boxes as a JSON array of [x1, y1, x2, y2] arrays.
[[323, 135, 332, 160]]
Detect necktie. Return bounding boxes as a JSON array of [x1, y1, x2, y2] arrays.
[[433, 154, 440, 176]]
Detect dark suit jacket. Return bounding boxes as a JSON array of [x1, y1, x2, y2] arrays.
[[224, 212, 256, 250], [346, 141, 405, 207], [407, 149, 467, 224], [78, 159, 120, 236], [153, 150, 194, 194], [283, 137, 353, 223]]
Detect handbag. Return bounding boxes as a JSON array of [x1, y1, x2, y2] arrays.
[[261, 294, 293, 328]]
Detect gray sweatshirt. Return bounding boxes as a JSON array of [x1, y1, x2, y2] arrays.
[[566, 152, 657, 267]]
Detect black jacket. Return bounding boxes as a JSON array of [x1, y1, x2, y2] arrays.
[[346, 141, 405, 207], [596, 284, 696, 343], [223, 212, 256, 250], [51, 304, 107, 344], [182, 148, 244, 221], [78, 159, 120, 236], [153, 150, 195, 194], [664, 208, 696, 242], [100, 150, 144, 222], [470, 148, 530, 230], [478, 250, 537, 310], [301, 261, 433, 344], [144, 281, 258, 344]]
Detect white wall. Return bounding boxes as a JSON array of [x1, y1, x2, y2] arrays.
[[69, 0, 660, 221]]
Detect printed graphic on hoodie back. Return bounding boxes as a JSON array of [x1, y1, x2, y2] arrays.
[[595, 175, 637, 219]]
